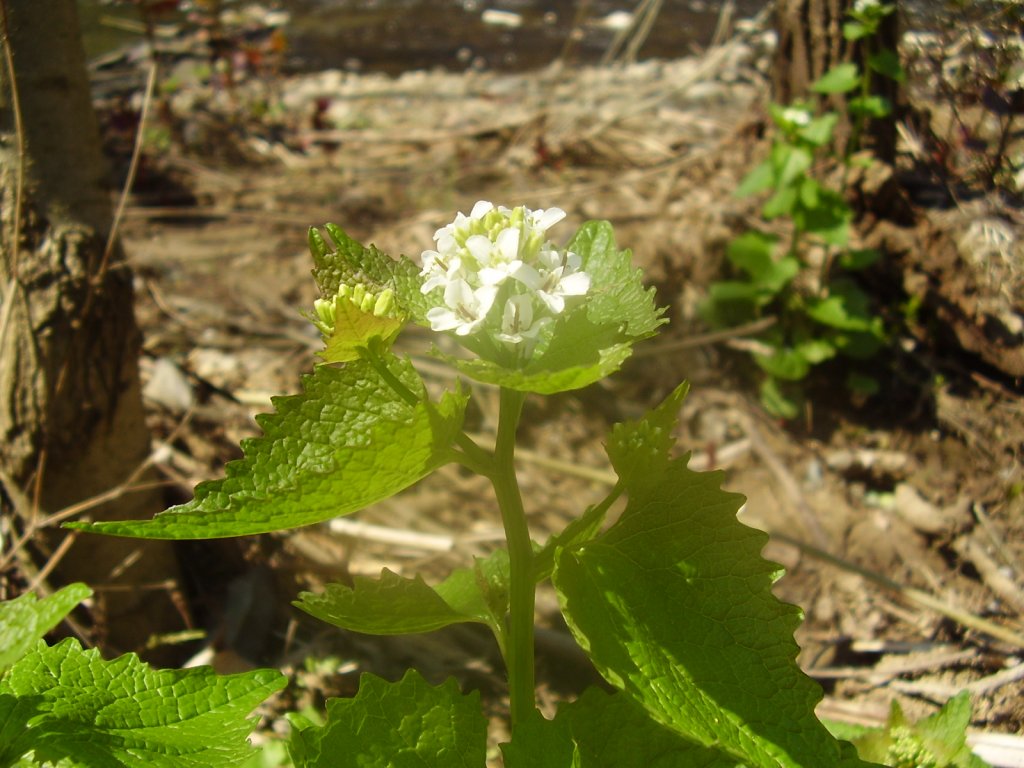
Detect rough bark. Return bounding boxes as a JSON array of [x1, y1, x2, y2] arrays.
[[1, 0, 183, 657], [772, 0, 900, 164]]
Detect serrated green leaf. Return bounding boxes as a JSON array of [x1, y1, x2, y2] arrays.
[[772, 144, 813, 188], [314, 295, 405, 364], [762, 186, 798, 219], [553, 440, 868, 767], [0, 585, 91, 671], [0, 638, 284, 768], [68, 359, 467, 539], [727, 232, 799, 293], [445, 221, 665, 394], [796, 338, 837, 364], [915, 693, 990, 768], [868, 49, 905, 83], [755, 347, 812, 380], [843, 21, 869, 40], [288, 671, 486, 768], [849, 96, 892, 119], [760, 376, 801, 420], [295, 549, 509, 637], [607, 382, 689, 484], [811, 63, 861, 94], [309, 224, 432, 324], [735, 161, 775, 198], [807, 282, 875, 331], [502, 688, 743, 768], [798, 113, 839, 147], [840, 249, 881, 271], [794, 188, 852, 246]]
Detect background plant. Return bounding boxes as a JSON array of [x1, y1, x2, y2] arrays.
[[702, 0, 904, 419]]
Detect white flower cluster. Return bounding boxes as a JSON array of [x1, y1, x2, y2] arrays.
[[781, 106, 812, 128], [420, 201, 590, 354]]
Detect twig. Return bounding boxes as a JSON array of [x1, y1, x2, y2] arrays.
[[772, 531, 1024, 650], [952, 535, 1024, 615], [26, 529, 79, 592], [621, 0, 663, 65], [974, 502, 1023, 581], [329, 518, 454, 552], [964, 660, 1024, 697], [807, 647, 976, 683], [709, 0, 736, 48], [633, 316, 777, 356], [98, 61, 158, 287], [741, 415, 832, 550]]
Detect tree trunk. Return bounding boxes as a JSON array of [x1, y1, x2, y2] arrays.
[[0, 0, 183, 657], [772, 0, 900, 164]]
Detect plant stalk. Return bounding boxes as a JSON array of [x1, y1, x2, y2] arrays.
[[493, 386, 536, 730]]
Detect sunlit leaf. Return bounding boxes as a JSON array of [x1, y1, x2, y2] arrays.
[[288, 671, 486, 768], [69, 358, 467, 539], [0, 639, 284, 768]]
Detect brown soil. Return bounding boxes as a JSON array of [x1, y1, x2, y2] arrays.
[[86, 19, 1024, 763]]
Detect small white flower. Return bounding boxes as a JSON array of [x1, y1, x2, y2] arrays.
[[781, 107, 812, 127], [419, 201, 591, 357], [497, 293, 551, 347], [425, 279, 498, 336], [420, 249, 464, 293], [854, 0, 880, 12]]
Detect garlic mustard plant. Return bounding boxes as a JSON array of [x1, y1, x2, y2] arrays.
[[62, 206, 894, 767]]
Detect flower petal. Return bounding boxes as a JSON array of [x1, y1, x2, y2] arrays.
[[557, 271, 591, 296], [470, 200, 494, 219], [496, 227, 521, 262], [466, 234, 493, 264]]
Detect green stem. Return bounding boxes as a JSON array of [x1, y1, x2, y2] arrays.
[[359, 342, 420, 407], [359, 343, 491, 473], [492, 386, 536, 730]]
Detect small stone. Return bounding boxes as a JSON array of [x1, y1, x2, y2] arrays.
[[142, 357, 194, 414]]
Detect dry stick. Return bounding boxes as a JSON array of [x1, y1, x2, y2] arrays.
[[973, 502, 1024, 581], [964, 660, 1024, 697], [621, 0, 663, 65], [328, 518, 454, 553], [26, 529, 79, 593], [0, 275, 14, 349], [633, 316, 778, 357], [557, 0, 593, 66], [772, 532, 1024, 650], [953, 535, 1024, 615], [709, 0, 736, 48], [97, 61, 158, 292], [740, 414, 833, 550]]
